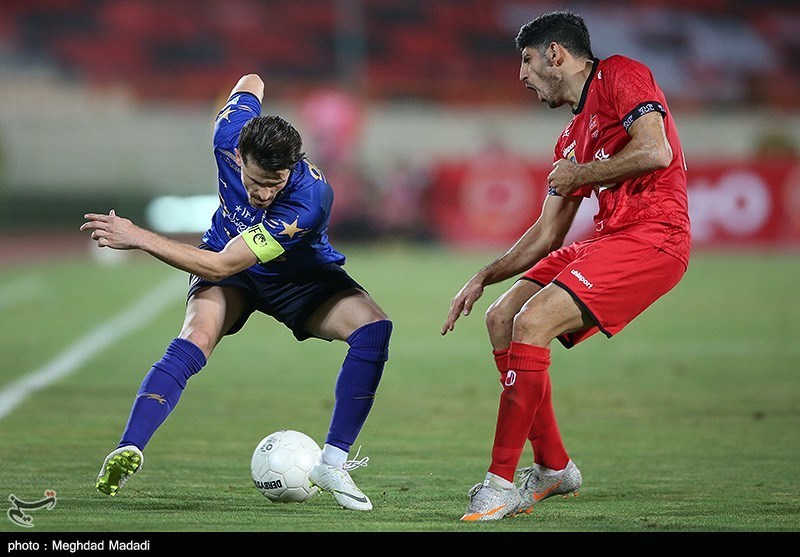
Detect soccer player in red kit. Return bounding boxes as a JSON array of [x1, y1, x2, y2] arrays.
[[441, 10, 691, 521]]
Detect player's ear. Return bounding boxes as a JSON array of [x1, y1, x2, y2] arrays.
[[234, 148, 243, 167], [549, 43, 562, 66], [545, 42, 569, 67]]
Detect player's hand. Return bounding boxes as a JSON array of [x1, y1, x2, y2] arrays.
[[547, 158, 582, 197], [80, 209, 140, 250], [441, 277, 484, 336]]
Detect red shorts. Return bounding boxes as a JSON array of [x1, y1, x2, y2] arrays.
[[521, 230, 688, 348]]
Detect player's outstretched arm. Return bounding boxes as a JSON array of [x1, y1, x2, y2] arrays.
[[229, 73, 265, 102], [441, 275, 485, 336], [80, 210, 257, 281], [441, 195, 582, 335]]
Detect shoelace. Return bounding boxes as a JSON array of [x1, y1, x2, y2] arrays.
[[517, 466, 533, 479], [517, 466, 533, 487], [466, 481, 510, 502], [342, 445, 369, 472], [467, 483, 483, 497]]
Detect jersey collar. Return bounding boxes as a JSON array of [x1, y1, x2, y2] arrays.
[[572, 57, 600, 115]]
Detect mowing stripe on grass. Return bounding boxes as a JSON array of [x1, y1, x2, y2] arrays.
[[0, 275, 45, 311], [0, 273, 185, 421]]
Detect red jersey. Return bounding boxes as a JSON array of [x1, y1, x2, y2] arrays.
[[554, 55, 691, 267]]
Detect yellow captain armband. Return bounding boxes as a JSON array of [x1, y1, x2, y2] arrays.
[[241, 223, 285, 263]]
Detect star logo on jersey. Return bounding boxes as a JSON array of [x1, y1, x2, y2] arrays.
[[278, 217, 306, 239], [217, 106, 236, 122]]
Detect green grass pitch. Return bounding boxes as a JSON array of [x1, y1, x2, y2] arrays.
[[0, 244, 798, 534]]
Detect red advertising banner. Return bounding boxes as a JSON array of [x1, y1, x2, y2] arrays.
[[428, 155, 800, 249]]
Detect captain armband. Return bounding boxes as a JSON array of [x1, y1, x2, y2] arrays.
[[621, 101, 666, 131], [241, 223, 285, 263]]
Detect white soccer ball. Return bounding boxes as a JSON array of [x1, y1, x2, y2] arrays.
[[251, 430, 321, 503]]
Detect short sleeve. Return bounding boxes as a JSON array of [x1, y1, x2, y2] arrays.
[[603, 57, 666, 129], [212, 92, 262, 152]]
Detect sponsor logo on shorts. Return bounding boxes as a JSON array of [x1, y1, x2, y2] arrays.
[[570, 269, 593, 289]]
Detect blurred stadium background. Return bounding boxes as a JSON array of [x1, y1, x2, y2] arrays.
[[0, 0, 798, 255], [1, 1, 799, 533]]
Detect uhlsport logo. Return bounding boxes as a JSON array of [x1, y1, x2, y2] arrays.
[[504, 370, 517, 387], [7, 490, 57, 528], [570, 269, 594, 289]]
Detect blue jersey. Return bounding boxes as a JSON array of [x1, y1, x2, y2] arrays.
[[202, 92, 346, 279]]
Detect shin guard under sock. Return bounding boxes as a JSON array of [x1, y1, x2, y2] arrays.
[[488, 341, 550, 482], [118, 338, 206, 450], [527, 373, 569, 471], [325, 320, 392, 453]]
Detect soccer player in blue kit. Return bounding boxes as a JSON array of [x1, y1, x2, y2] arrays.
[[81, 74, 392, 511]]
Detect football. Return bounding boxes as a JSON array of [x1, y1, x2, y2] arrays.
[[251, 429, 321, 503]]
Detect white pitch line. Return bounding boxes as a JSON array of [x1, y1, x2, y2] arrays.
[[0, 273, 186, 421]]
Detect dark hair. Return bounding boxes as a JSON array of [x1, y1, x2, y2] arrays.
[[515, 10, 593, 60], [238, 115, 305, 171]]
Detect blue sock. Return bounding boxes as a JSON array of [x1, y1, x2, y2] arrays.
[[325, 320, 392, 453], [117, 338, 206, 450]]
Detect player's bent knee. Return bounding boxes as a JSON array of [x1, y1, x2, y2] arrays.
[[347, 319, 393, 362], [180, 332, 217, 359], [511, 310, 559, 345], [485, 302, 514, 335]]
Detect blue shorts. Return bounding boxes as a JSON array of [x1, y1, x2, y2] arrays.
[[187, 262, 364, 341]]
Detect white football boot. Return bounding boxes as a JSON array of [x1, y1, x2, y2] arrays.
[[461, 476, 521, 521], [309, 452, 372, 511], [516, 459, 582, 514]]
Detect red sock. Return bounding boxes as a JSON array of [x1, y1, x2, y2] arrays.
[[527, 374, 569, 470], [488, 341, 550, 482], [492, 348, 509, 386]]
